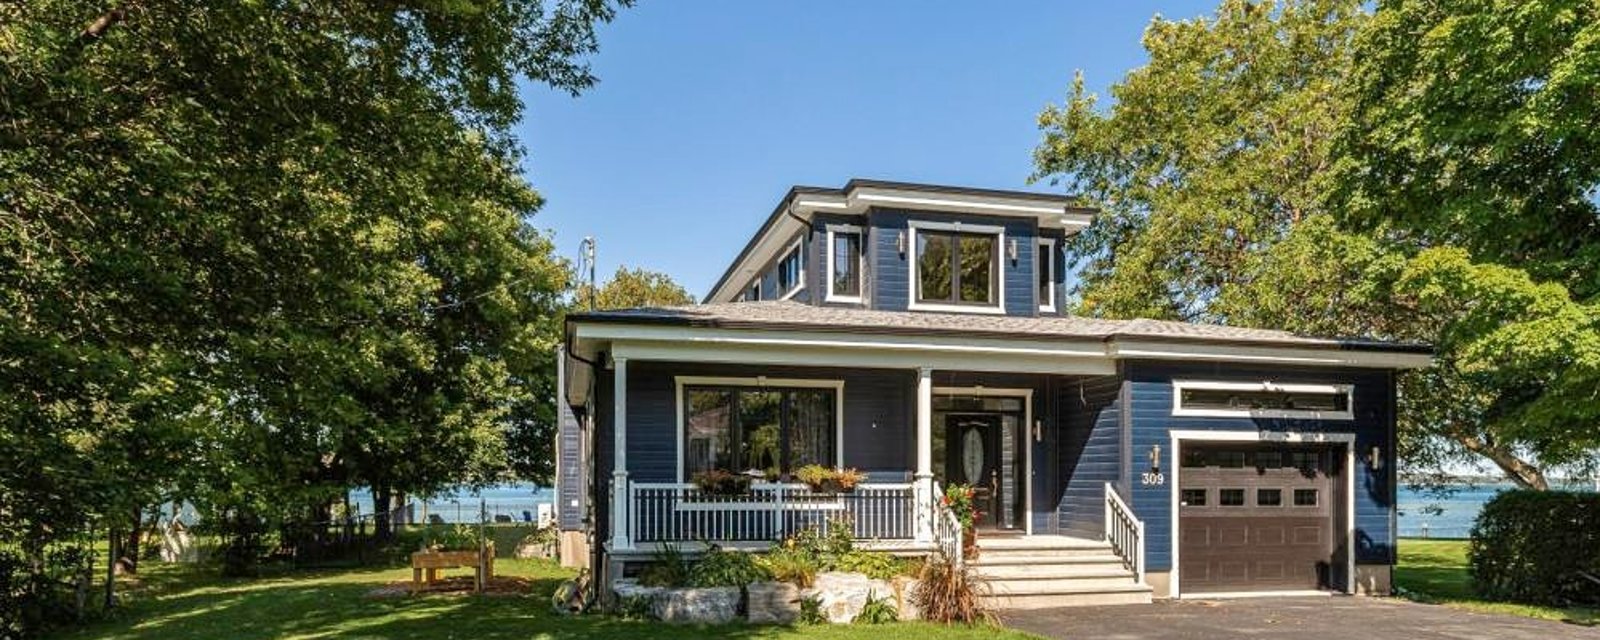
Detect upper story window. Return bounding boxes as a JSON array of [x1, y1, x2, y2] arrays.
[[826, 225, 863, 303], [748, 280, 761, 301], [1172, 380, 1355, 420], [910, 221, 1003, 313], [1038, 238, 1057, 312], [777, 239, 803, 299]]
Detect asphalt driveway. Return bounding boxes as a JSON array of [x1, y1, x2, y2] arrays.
[[1001, 596, 1600, 640]]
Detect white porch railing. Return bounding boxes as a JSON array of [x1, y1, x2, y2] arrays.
[[930, 481, 964, 567], [627, 482, 917, 545], [1104, 482, 1145, 583]]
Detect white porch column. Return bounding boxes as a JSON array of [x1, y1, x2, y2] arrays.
[[610, 355, 632, 550], [914, 366, 934, 543]]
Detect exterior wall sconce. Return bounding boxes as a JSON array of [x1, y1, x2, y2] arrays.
[[1033, 419, 1043, 442], [896, 230, 907, 256], [1149, 444, 1162, 473], [1007, 237, 1019, 262], [1369, 445, 1383, 470]]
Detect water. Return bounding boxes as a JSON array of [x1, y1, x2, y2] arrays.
[[1397, 483, 1510, 539], [348, 483, 556, 524]]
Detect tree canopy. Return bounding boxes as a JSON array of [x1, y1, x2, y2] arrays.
[[581, 266, 697, 310], [1, 0, 626, 631], [1033, 0, 1600, 489]]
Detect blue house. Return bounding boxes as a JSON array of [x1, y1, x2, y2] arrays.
[[557, 179, 1430, 607]]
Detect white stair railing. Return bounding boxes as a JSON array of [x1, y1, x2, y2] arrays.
[[930, 481, 965, 568], [1104, 482, 1144, 584]]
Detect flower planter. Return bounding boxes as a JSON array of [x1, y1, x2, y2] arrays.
[[961, 526, 978, 560]]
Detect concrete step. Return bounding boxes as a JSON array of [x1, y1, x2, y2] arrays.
[[986, 575, 1145, 592], [974, 563, 1134, 581], [974, 535, 1110, 552], [985, 584, 1153, 609], [973, 553, 1128, 567]]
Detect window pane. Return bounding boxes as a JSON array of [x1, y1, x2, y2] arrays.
[[957, 233, 994, 304], [1216, 451, 1247, 468], [738, 390, 782, 477], [1037, 242, 1052, 307], [917, 232, 953, 302], [787, 389, 835, 469], [778, 247, 801, 293], [1181, 449, 1207, 467], [1257, 489, 1283, 506], [1219, 489, 1246, 506], [1180, 387, 1349, 413], [1181, 488, 1207, 506], [1294, 489, 1319, 506], [684, 389, 733, 479], [832, 232, 861, 297], [1254, 452, 1282, 468]]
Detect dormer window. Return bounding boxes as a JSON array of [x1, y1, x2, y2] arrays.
[[777, 239, 804, 299], [909, 221, 1003, 313], [748, 281, 761, 301], [826, 225, 863, 303], [1038, 238, 1057, 312]]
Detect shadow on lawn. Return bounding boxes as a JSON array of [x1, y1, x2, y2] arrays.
[[81, 570, 825, 640]]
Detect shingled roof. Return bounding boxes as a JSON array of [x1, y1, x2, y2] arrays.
[[568, 301, 1430, 354]]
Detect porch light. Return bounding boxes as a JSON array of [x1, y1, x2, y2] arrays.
[[1033, 419, 1042, 442], [896, 230, 906, 256], [1007, 237, 1018, 262], [1149, 444, 1162, 472], [1369, 445, 1383, 470]]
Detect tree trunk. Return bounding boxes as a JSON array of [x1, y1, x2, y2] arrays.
[[120, 506, 143, 574], [1455, 434, 1550, 490], [373, 486, 392, 541]]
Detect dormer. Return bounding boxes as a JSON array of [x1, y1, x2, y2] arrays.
[[705, 180, 1095, 316]]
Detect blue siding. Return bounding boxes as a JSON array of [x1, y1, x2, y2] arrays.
[[866, 209, 1040, 315], [1056, 375, 1123, 538], [1125, 361, 1397, 575], [557, 355, 586, 531], [607, 362, 914, 481]]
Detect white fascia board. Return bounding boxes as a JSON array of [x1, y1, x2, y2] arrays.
[[576, 323, 1107, 359], [611, 339, 1116, 376], [1108, 339, 1433, 369]]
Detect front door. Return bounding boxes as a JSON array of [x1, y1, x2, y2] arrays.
[[944, 415, 1003, 529]]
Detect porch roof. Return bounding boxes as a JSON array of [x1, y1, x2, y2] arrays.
[[569, 301, 1432, 355]]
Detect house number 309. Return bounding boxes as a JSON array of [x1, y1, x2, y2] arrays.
[[1140, 472, 1166, 486]]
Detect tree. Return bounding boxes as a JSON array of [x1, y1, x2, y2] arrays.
[[580, 266, 696, 310], [1030, 0, 1598, 490], [1, 0, 626, 624]]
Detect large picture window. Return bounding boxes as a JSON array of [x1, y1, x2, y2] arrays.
[[912, 223, 1001, 311], [681, 382, 838, 480]]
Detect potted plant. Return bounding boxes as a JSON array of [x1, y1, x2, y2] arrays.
[[794, 465, 868, 493], [943, 483, 979, 559], [692, 469, 752, 496]]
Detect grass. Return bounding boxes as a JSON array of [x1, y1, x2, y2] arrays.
[[56, 558, 1038, 640], [1395, 538, 1599, 626]]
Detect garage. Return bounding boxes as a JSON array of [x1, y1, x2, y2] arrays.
[[1177, 443, 1345, 594]]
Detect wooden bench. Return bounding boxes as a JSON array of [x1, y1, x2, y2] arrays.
[[410, 542, 494, 593]]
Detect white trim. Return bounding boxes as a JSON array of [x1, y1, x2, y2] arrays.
[[823, 224, 865, 304], [1167, 429, 1357, 599], [1037, 237, 1057, 313], [1171, 380, 1355, 421], [777, 237, 805, 301], [611, 357, 631, 549], [1108, 339, 1433, 370], [672, 376, 846, 482], [932, 386, 1034, 535], [906, 220, 1006, 314]]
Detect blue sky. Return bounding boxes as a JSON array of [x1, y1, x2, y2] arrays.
[[516, 1, 1219, 298]]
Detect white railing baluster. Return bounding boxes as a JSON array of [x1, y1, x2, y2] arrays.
[[1104, 482, 1145, 584]]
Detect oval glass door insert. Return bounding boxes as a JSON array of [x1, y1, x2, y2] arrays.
[[962, 427, 984, 484]]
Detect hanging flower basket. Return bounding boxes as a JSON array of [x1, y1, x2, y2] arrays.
[[794, 465, 868, 493]]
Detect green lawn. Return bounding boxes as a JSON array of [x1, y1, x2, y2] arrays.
[[57, 559, 1039, 640], [1395, 538, 1599, 626]]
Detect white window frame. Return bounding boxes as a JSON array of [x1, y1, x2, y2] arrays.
[[777, 237, 805, 301], [673, 376, 846, 482], [1037, 237, 1057, 313], [1171, 380, 1355, 421], [907, 220, 1006, 314], [824, 224, 865, 304]]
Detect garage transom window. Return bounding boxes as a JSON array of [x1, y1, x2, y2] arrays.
[[1172, 381, 1354, 420]]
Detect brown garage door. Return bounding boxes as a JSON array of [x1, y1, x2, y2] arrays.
[[1178, 444, 1339, 593]]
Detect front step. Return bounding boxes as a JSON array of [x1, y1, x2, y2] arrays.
[[972, 535, 1151, 609]]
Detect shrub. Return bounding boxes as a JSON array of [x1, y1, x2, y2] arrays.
[[912, 553, 994, 625], [687, 545, 771, 587], [638, 544, 690, 588], [758, 547, 820, 587], [1470, 490, 1600, 606], [834, 550, 916, 580], [855, 593, 900, 624], [942, 484, 978, 530]]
